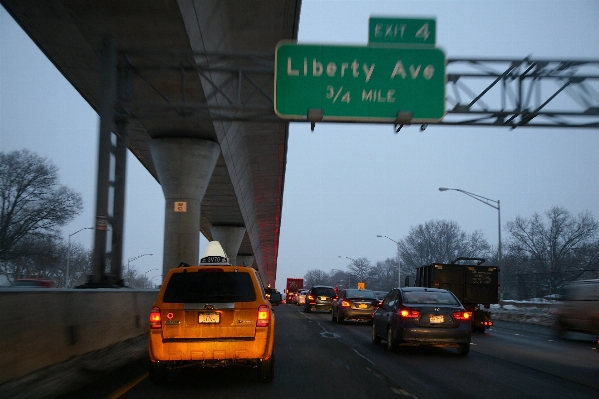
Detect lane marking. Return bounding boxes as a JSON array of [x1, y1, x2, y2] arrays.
[[352, 348, 375, 366], [104, 372, 148, 399]]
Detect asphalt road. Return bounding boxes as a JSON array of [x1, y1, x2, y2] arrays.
[[60, 304, 599, 399]]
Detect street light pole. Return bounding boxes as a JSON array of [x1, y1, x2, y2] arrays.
[[337, 256, 355, 288], [377, 235, 401, 288], [127, 253, 153, 284], [439, 187, 503, 300], [65, 227, 93, 288]]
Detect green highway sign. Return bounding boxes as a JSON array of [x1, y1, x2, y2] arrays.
[[274, 42, 446, 122], [369, 17, 436, 46]]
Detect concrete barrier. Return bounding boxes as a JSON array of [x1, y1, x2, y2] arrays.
[[0, 289, 158, 385]]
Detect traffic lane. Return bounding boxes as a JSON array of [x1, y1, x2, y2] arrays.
[[117, 304, 412, 399], [314, 312, 599, 399], [471, 320, 599, 390]]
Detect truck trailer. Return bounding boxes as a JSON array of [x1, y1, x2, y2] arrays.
[[415, 257, 499, 332], [285, 278, 304, 304]]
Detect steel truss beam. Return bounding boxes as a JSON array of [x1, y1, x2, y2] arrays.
[[117, 51, 599, 129]]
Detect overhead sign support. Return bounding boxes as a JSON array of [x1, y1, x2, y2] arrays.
[[274, 16, 446, 130]]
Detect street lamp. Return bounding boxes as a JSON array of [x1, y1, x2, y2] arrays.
[[377, 235, 401, 288], [127, 253, 153, 277], [439, 187, 503, 300], [65, 227, 93, 287], [337, 256, 354, 287], [142, 269, 157, 288]]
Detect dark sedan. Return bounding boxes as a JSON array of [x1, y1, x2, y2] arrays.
[[332, 289, 379, 324], [372, 287, 472, 355]]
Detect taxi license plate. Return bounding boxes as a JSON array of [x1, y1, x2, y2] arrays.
[[430, 315, 444, 324], [198, 312, 220, 324], [358, 303, 368, 309]]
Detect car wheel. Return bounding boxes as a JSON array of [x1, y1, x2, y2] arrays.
[[149, 361, 168, 384], [258, 352, 275, 382], [372, 324, 381, 344], [387, 326, 398, 352], [305, 306, 311, 313], [457, 343, 470, 355], [336, 311, 344, 324], [331, 308, 336, 321]]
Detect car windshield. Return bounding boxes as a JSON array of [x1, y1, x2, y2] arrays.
[[345, 289, 377, 299], [163, 271, 256, 303], [402, 291, 459, 305], [312, 287, 336, 297]]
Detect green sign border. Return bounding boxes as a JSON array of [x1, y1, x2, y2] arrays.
[[274, 41, 446, 123]]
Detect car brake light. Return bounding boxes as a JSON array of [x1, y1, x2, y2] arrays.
[[256, 305, 270, 327], [399, 308, 420, 318], [453, 311, 472, 320], [150, 306, 162, 329], [341, 300, 351, 307], [307, 294, 314, 300]]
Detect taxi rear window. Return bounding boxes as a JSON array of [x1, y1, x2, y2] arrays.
[[163, 271, 256, 303]]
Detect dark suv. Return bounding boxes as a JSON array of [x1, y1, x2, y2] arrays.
[[304, 285, 337, 313]]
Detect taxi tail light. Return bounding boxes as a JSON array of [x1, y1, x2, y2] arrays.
[[399, 308, 420, 318], [150, 306, 162, 329], [256, 305, 270, 327], [453, 311, 472, 320], [341, 300, 351, 307]]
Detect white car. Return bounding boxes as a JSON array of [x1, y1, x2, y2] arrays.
[[297, 289, 308, 305]]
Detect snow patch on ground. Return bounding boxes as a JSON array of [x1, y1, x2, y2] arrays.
[[490, 301, 557, 327]]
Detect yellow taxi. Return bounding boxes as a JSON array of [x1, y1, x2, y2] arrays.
[[148, 242, 275, 383]]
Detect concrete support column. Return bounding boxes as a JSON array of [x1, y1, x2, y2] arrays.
[[210, 226, 246, 265], [149, 138, 220, 278]]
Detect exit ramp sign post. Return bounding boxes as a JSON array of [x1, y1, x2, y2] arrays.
[[274, 17, 445, 124]]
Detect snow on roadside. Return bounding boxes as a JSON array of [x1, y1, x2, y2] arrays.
[[490, 301, 557, 327]]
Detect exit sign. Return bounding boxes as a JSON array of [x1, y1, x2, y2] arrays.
[[369, 17, 436, 46], [274, 42, 446, 122]]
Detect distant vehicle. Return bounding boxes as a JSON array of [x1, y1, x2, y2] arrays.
[[296, 289, 308, 306], [331, 288, 379, 324], [554, 279, 599, 337], [304, 285, 337, 313], [148, 241, 275, 383], [12, 278, 57, 288], [285, 278, 304, 304], [414, 257, 499, 333], [265, 287, 282, 306], [372, 287, 472, 355]]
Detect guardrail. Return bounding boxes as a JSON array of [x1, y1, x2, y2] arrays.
[[0, 288, 157, 385]]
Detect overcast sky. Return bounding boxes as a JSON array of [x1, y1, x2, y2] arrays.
[[1, 1, 598, 292]]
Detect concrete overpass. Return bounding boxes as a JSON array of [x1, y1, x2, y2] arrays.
[[1, 0, 302, 286]]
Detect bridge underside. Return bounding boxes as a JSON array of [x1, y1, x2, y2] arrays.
[[2, 0, 302, 285]]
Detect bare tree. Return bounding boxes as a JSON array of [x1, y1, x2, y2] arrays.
[[304, 269, 329, 288], [346, 257, 373, 287], [505, 206, 599, 290], [0, 150, 83, 261], [398, 219, 492, 270], [371, 257, 399, 291]]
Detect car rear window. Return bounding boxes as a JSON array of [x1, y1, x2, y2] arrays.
[[312, 287, 336, 297], [402, 291, 459, 305], [346, 289, 377, 299], [163, 270, 256, 303]]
